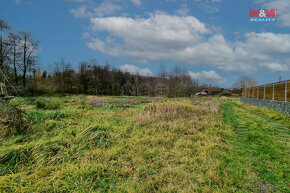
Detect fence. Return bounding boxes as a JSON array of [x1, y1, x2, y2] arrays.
[[242, 80, 290, 102]]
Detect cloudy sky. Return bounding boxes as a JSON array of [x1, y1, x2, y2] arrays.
[[1, 0, 290, 87]]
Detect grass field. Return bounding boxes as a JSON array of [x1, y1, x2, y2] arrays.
[[0, 96, 289, 192]]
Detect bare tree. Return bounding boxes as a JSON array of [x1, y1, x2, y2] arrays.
[[18, 31, 39, 87], [134, 67, 139, 96], [233, 76, 257, 88], [169, 66, 181, 97], [53, 59, 66, 94], [158, 64, 167, 79], [0, 19, 11, 71], [247, 80, 257, 87], [8, 33, 21, 84], [79, 62, 89, 94], [157, 64, 168, 96]]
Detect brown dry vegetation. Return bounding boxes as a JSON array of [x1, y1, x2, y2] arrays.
[[0, 96, 289, 192], [130, 98, 229, 192]]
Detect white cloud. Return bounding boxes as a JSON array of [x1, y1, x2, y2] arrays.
[[188, 70, 226, 84], [131, 0, 142, 7], [88, 12, 211, 59], [232, 32, 290, 72], [194, 0, 221, 13], [175, 4, 189, 16], [260, 63, 289, 72], [120, 64, 153, 76], [94, 1, 121, 17], [70, 1, 121, 18], [70, 5, 89, 18], [84, 12, 290, 73], [87, 38, 105, 53], [201, 4, 219, 13], [255, 0, 290, 27]]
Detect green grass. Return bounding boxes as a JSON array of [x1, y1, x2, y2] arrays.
[[0, 96, 289, 192], [220, 98, 289, 192]]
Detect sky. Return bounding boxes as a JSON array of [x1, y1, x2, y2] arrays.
[[1, 0, 290, 88]]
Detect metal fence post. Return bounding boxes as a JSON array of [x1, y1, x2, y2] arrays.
[[272, 83, 275, 100], [286, 81, 288, 102]]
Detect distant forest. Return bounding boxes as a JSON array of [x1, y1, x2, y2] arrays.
[[0, 18, 226, 97]]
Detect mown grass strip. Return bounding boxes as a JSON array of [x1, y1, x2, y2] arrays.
[[221, 99, 289, 192]]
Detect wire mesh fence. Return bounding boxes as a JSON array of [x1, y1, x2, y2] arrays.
[[242, 80, 290, 102]]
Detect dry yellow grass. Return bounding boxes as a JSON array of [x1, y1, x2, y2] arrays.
[[0, 96, 288, 192]]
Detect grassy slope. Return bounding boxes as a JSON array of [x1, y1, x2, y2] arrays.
[[0, 96, 289, 192]]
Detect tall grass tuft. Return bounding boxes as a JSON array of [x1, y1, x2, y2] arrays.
[[35, 98, 61, 110]]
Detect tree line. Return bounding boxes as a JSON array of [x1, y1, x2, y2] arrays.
[[1, 18, 221, 97], [29, 60, 201, 97]]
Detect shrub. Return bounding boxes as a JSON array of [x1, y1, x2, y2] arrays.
[[35, 100, 46, 109], [35, 99, 61, 110], [0, 105, 31, 137]]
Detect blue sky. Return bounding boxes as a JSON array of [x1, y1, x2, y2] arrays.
[[1, 0, 290, 88]]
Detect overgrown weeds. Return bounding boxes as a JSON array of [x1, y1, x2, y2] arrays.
[[0, 96, 288, 192], [35, 98, 61, 110], [0, 104, 31, 137]]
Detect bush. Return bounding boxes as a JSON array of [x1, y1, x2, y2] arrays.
[[35, 99, 60, 110], [35, 100, 46, 109], [0, 105, 31, 137]]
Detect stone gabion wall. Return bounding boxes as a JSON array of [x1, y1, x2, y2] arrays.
[[240, 97, 290, 115]]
